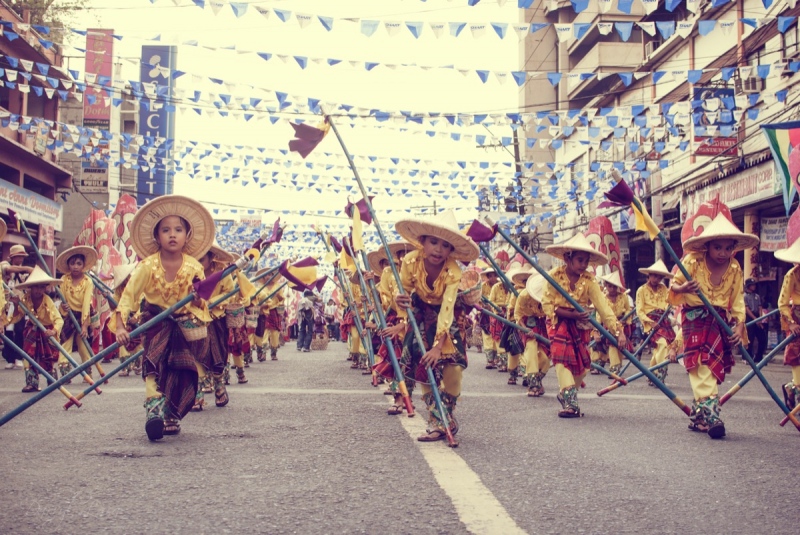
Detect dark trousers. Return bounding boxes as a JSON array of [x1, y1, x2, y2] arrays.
[[2, 322, 24, 364], [746, 324, 768, 363], [327, 323, 339, 340], [297, 320, 313, 350]]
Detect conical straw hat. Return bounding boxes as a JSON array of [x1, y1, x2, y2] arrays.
[[395, 210, 479, 262], [638, 259, 673, 278], [56, 245, 98, 275], [682, 213, 759, 253], [16, 265, 62, 289], [774, 237, 800, 264], [113, 262, 138, 289], [600, 270, 625, 289], [366, 241, 412, 273], [525, 274, 547, 304], [511, 266, 535, 286], [545, 233, 608, 266]]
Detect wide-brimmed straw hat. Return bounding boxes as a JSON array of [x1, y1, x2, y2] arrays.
[[113, 262, 138, 289], [395, 210, 479, 262], [526, 274, 547, 304], [8, 244, 28, 258], [545, 233, 608, 266], [600, 270, 625, 290], [131, 195, 215, 258], [481, 266, 497, 275], [16, 265, 62, 289], [56, 245, 98, 275], [366, 242, 412, 273], [200, 239, 234, 264], [638, 260, 673, 278], [511, 266, 535, 286], [682, 213, 759, 253], [775, 238, 800, 264]]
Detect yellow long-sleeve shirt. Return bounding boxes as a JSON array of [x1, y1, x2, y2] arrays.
[[606, 292, 632, 323], [377, 267, 399, 314], [11, 293, 63, 337], [668, 252, 745, 323], [778, 265, 800, 331], [116, 253, 210, 327], [489, 281, 510, 311], [541, 265, 622, 333], [506, 284, 524, 320], [636, 283, 670, 333], [60, 274, 93, 326], [514, 289, 545, 322], [261, 280, 285, 314]]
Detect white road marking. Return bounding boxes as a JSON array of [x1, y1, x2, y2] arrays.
[[399, 415, 527, 535]]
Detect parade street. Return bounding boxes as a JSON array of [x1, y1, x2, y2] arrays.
[[0, 341, 796, 535]]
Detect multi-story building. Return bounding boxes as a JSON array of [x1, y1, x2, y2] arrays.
[[0, 2, 72, 271], [521, 0, 798, 304]]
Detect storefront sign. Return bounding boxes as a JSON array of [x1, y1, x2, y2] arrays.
[[0, 179, 63, 231], [760, 216, 789, 251], [81, 29, 114, 194], [38, 224, 55, 257], [681, 161, 779, 219]]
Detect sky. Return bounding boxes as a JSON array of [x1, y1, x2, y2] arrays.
[[64, 0, 526, 232]]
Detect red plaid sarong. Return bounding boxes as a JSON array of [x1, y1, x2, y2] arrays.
[[22, 322, 59, 372], [202, 317, 228, 375], [647, 310, 676, 347], [489, 306, 506, 342], [340, 310, 355, 341], [519, 315, 551, 356], [547, 318, 591, 376], [227, 321, 250, 358], [265, 308, 282, 331], [784, 307, 800, 367], [682, 306, 734, 383]]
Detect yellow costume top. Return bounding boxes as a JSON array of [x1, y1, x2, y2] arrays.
[[506, 284, 523, 321], [778, 265, 800, 331], [206, 272, 235, 320], [11, 293, 64, 336], [668, 252, 745, 323], [489, 281, 510, 311], [541, 266, 621, 333], [261, 279, 285, 313], [60, 274, 93, 327], [116, 253, 211, 327], [635, 283, 670, 333], [514, 289, 545, 322], [606, 292, 632, 323], [377, 267, 399, 314], [481, 278, 494, 298], [396, 249, 461, 354]]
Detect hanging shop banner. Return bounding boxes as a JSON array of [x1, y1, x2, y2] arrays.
[[681, 161, 779, 220], [760, 216, 789, 251], [80, 28, 114, 193], [0, 179, 63, 231], [693, 87, 738, 157], [137, 45, 177, 205]]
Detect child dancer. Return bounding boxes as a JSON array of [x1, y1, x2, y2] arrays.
[[55, 245, 98, 378], [636, 260, 675, 384]]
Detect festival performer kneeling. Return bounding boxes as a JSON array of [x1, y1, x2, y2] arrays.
[[542, 234, 625, 418], [669, 213, 758, 439], [393, 211, 479, 443], [114, 195, 215, 441], [55, 245, 98, 379]]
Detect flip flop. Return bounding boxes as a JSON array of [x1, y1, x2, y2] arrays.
[[417, 430, 446, 442]]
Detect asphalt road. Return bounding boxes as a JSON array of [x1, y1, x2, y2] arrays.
[[0, 340, 797, 534]]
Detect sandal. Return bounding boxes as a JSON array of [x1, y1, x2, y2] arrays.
[[417, 429, 446, 442], [558, 408, 582, 418], [21, 385, 39, 393], [191, 398, 205, 412], [163, 419, 181, 435], [119, 369, 130, 377], [507, 377, 517, 385], [387, 404, 404, 415], [687, 421, 709, 433], [215, 386, 229, 407]]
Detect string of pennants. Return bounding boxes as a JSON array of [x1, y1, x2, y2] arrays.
[[148, 0, 794, 31]]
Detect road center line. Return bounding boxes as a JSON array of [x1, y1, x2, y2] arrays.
[[399, 415, 526, 535]]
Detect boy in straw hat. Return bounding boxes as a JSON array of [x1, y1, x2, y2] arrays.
[[516, 274, 551, 397], [55, 245, 99, 380], [2, 244, 33, 369], [590, 271, 632, 379], [480, 266, 499, 369], [7, 266, 63, 392], [111, 262, 142, 377], [542, 233, 626, 418], [636, 260, 676, 385], [393, 210, 479, 443], [114, 195, 214, 441], [774, 215, 800, 412], [506, 266, 534, 385], [669, 212, 758, 439]]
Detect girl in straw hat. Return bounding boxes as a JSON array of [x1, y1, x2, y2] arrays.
[[669, 212, 758, 439], [193, 243, 255, 411], [111, 262, 142, 377], [393, 211, 479, 443], [516, 274, 551, 397], [114, 195, 214, 441], [506, 266, 534, 385], [54, 245, 98, 380], [480, 267, 500, 369], [7, 266, 64, 392], [636, 260, 676, 385], [590, 271, 632, 379], [542, 234, 626, 418], [774, 222, 800, 412]]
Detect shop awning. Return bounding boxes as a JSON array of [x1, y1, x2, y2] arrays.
[[662, 190, 681, 211]]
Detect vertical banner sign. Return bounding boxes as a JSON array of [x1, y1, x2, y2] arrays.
[[693, 87, 739, 157], [137, 45, 177, 205], [38, 224, 55, 258], [80, 29, 114, 193]]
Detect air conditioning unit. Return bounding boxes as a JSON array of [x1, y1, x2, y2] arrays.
[[644, 40, 662, 58], [740, 76, 765, 93]]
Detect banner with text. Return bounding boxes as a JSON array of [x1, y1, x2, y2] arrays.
[[0, 179, 63, 231], [760, 216, 789, 251]]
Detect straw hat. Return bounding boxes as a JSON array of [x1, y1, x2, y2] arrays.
[[481, 266, 497, 275], [366, 242, 412, 273], [600, 270, 625, 290], [395, 210, 479, 262], [774, 238, 800, 264], [638, 259, 673, 278], [511, 266, 535, 286], [56, 245, 98, 275], [545, 233, 608, 266], [525, 274, 547, 304], [113, 262, 138, 289], [0, 218, 6, 241], [131, 195, 215, 258], [16, 265, 62, 289], [682, 213, 759, 253], [202, 239, 234, 264], [9, 244, 28, 258]]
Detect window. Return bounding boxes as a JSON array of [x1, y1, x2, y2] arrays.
[[785, 23, 799, 58]]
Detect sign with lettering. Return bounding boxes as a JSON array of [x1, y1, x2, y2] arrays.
[[760, 216, 789, 252], [681, 161, 779, 220], [0, 179, 63, 231]]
